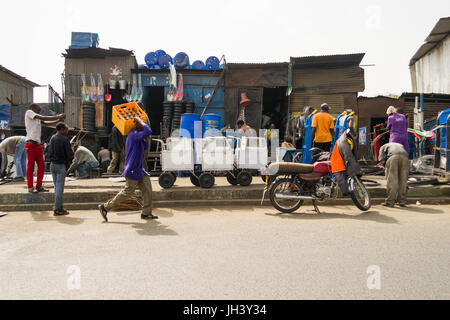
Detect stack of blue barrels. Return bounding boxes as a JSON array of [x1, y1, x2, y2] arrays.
[[142, 50, 223, 70]]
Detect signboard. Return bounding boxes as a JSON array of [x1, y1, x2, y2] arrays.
[[359, 127, 367, 145]]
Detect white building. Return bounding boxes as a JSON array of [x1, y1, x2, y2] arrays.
[[410, 17, 450, 94]]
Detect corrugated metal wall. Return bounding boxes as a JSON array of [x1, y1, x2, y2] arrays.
[[290, 91, 346, 113], [0, 73, 33, 105]]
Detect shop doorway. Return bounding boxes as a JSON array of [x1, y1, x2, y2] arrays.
[[262, 87, 289, 135], [143, 86, 165, 136]]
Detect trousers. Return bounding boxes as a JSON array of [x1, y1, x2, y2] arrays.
[[385, 155, 409, 206], [26, 142, 44, 189], [104, 174, 153, 215]]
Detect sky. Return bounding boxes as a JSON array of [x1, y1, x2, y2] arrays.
[[1, 0, 449, 103]]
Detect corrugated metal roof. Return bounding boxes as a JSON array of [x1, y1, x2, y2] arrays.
[[290, 53, 365, 67], [226, 62, 289, 69], [409, 17, 450, 66], [62, 47, 135, 59], [0, 65, 40, 87]]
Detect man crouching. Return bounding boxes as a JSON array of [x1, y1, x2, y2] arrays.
[[99, 117, 157, 222]]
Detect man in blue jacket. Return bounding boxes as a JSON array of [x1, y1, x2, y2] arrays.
[[99, 117, 157, 222]]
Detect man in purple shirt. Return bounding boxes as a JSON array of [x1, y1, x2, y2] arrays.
[[386, 106, 410, 153], [99, 117, 158, 222]]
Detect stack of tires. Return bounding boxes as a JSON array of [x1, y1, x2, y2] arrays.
[[171, 102, 185, 134], [82, 102, 96, 132], [184, 101, 195, 114]]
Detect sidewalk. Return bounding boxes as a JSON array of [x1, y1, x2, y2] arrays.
[[0, 175, 449, 212]]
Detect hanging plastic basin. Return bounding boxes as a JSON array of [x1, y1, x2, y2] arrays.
[[155, 49, 166, 58], [144, 52, 158, 67], [158, 54, 172, 69], [180, 113, 201, 139], [205, 56, 220, 70], [202, 114, 222, 137], [174, 52, 190, 69], [192, 60, 205, 70]]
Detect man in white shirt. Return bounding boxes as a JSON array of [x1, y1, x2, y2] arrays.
[[25, 103, 65, 193]]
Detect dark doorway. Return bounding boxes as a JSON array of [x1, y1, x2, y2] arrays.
[[262, 87, 289, 135], [143, 86, 165, 136]]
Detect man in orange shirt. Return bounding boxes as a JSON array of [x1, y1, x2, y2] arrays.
[[311, 103, 334, 152]]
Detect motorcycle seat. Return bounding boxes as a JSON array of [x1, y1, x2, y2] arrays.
[[267, 162, 314, 175]]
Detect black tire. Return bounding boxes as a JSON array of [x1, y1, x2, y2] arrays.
[[237, 171, 252, 187], [190, 174, 200, 187], [159, 172, 175, 189], [349, 176, 371, 211], [226, 172, 238, 185], [199, 172, 215, 189], [269, 178, 304, 214]]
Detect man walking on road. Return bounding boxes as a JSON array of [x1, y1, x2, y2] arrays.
[[25, 104, 65, 193], [379, 142, 409, 207], [311, 103, 334, 152], [0, 136, 27, 181], [99, 117, 157, 222], [46, 123, 74, 216]]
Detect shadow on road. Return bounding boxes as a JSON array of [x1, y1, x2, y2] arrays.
[[265, 210, 399, 224], [30, 211, 85, 226], [116, 209, 174, 218], [396, 206, 445, 214], [106, 220, 178, 237]]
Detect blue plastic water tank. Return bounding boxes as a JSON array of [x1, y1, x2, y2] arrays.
[[174, 52, 190, 69], [158, 54, 172, 69], [202, 114, 222, 137], [192, 60, 205, 70], [205, 56, 220, 70], [145, 52, 158, 67], [437, 108, 450, 155], [155, 50, 166, 58], [180, 113, 201, 139]]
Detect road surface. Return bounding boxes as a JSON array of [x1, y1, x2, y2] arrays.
[[1, 204, 449, 299]]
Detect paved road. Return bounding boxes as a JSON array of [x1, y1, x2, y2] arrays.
[[1, 204, 449, 299]]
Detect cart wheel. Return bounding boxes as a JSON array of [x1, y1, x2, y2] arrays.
[[237, 171, 252, 187], [226, 172, 238, 185], [171, 172, 178, 180], [199, 172, 215, 189], [159, 172, 175, 189], [190, 174, 200, 187]]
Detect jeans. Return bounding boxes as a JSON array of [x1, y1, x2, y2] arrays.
[[26, 143, 45, 189], [50, 163, 66, 210], [14, 138, 27, 178], [77, 161, 99, 177]]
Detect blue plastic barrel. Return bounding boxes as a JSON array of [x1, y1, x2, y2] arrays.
[[174, 52, 190, 69], [437, 108, 450, 156], [180, 113, 201, 139], [202, 114, 222, 137], [205, 56, 220, 70], [158, 54, 172, 69], [155, 49, 166, 58], [192, 60, 205, 70], [145, 52, 158, 67]]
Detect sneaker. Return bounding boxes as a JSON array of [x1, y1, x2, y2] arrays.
[[99, 204, 108, 222], [36, 187, 49, 193], [141, 213, 159, 220], [28, 188, 36, 193], [399, 204, 407, 208], [381, 202, 395, 208], [54, 209, 69, 216]]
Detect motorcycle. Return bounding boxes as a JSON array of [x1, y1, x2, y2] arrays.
[[261, 148, 371, 214]]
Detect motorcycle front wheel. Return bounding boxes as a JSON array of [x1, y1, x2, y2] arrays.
[[349, 176, 371, 211], [269, 178, 304, 214]]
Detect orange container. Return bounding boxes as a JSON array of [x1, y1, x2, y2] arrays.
[[112, 102, 148, 135]]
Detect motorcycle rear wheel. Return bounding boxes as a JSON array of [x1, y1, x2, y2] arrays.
[[350, 176, 371, 211], [269, 178, 304, 214]]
